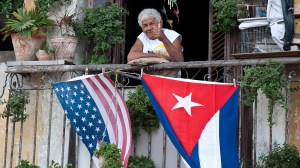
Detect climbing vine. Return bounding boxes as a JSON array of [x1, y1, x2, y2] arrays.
[[240, 60, 295, 126], [126, 85, 160, 140]]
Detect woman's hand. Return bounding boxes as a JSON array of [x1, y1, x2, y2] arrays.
[[152, 23, 165, 40]]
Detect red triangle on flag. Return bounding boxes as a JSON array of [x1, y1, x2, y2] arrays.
[[142, 74, 238, 156]]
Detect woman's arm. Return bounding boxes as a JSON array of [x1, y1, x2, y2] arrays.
[[159, 35, 184, 62], [127, 39, 158, 62]]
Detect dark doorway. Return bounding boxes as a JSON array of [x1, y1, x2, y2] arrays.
[[0, 16, 13, 51], [125, 0, 209, 80]]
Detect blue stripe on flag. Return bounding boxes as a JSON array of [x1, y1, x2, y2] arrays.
[[219, 89, 240, 168]]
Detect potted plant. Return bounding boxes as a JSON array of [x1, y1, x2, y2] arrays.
[[35, 43, 54, 60], [0, 8, 53, 61], [48, 0, 79, 63], [72, 3, 129, 64]]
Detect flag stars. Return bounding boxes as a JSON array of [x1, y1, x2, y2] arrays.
[[172, 93, 203, 116], [73, 92, 78, 96], [53, 75, 131, 165]]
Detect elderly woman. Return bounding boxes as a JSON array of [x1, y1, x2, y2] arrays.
[[127, 8, 184, 77]]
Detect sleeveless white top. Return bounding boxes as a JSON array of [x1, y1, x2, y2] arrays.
[[138, 29, 182, 57]]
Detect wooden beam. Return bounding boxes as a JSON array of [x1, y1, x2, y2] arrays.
[[232, 50, 300, 59], [5, 57, 300, 74]]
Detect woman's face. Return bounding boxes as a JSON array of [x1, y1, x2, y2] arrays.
[[141, 17, 160, 40]]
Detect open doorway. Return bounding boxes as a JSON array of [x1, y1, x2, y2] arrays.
[[125, 0, 209, 80], [0, 17, 13, 51]]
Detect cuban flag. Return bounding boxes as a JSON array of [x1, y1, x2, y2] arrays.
[[52, 73, 132, 168], [141, 74, 240, 168]]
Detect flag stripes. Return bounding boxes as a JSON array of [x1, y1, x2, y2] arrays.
[[53, 73, 131, 168]]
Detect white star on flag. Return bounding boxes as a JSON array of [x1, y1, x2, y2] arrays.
[[172, 93, 203, 116]]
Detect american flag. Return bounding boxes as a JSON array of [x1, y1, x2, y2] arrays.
[[52, 73, 132, 168]]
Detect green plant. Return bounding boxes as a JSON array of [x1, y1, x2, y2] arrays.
[[210, 0, 239, 33], [35, 43, 54, 54], [0, 90, 30, 123], [0, 0, 23, 20], [128, 155, 155, 168], [0, 8, 53, 40], [44, 44, 54, 54], [18, 160, 39, 168], [48, 160, 72, 168], [257, 142, 300, 168], [94, 141, 123, 168], [34, 0, 72, 16], [72, 3, 129, 63], [89, 55, 110, 64], [240, 60, 292, 126], [126, 85, 160, 140]]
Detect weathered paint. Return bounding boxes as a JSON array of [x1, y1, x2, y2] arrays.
[[287, 65, 300, 150]]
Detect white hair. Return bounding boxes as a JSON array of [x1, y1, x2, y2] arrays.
[[137, 8, 162, 27]]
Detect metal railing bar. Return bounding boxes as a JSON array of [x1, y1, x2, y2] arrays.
[[3, 116, 9, 168], [61, 114, 67, 166], [162, 130, 166, 168], [148, 132, 151, 158], [18, 119, 24, 166], [9, 123, 16, 168], [33, 90, 39, 164], [47, 89, 54, 166]]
